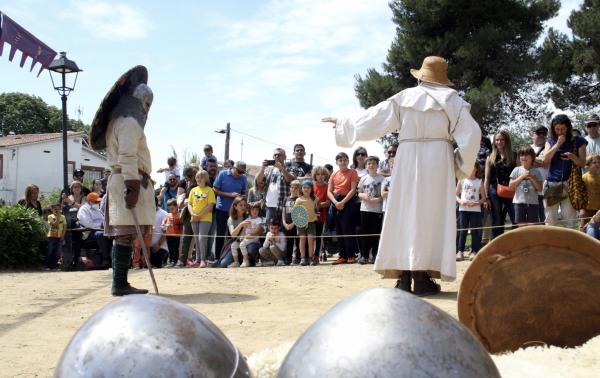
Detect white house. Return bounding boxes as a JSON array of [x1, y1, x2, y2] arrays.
[[0, 132, 108, 204]]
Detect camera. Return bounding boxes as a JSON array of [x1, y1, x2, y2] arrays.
[[265, 159, 276, 166]]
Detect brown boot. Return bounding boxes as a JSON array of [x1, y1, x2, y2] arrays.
[[112, 283, 149, 296]]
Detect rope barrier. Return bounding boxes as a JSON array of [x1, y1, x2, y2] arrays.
[[67, 216, 593, 239]]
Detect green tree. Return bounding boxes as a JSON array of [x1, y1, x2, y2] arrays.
[[355, 0, 560, 138], [539, 0, 600, 110], [0, 92, 90, 136]]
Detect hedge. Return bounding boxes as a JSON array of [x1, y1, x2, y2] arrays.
[[0, 205, 46, 269]]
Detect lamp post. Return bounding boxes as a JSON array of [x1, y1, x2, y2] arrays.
[[214, 122, 231, 162], [48, 52, 82, 193]]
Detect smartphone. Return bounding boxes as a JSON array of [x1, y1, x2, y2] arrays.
[[265, 159, 276, 166]]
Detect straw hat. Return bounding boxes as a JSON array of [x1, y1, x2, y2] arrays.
[[410, 56, 454, 86]]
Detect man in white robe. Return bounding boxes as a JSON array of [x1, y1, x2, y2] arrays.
[[323, 56, 480, 296]]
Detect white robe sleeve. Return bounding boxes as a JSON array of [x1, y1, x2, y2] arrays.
[[335, 99, 401, 148], [452, 105, 481, 180]]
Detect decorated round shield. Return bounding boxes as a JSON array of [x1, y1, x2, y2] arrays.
[[458, 225, 600, 354], [291, 205, 309, 228], [90, 65, 148, 150]]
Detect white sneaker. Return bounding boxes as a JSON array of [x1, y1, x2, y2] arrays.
[[240, 261, 249, 268], [276, 260, 286, 266], [228, 262, 240, 268], [456, 251, 464, 261]]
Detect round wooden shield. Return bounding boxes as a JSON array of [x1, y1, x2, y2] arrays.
[[291, 205, 309, 228], [90, 65, 148, 151], [458, 225, 600, 354]]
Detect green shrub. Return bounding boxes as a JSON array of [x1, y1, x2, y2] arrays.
[[0, 205, 47, 269]]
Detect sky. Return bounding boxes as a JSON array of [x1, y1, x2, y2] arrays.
[[0, 0, 583, 183]]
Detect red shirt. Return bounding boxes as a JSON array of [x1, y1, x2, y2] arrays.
[[313, 182, 328, 223], [165, 212, 183, 236], [330, 169, 358, 196]]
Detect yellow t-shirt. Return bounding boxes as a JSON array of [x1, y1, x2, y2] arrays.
[[294, 196, 318, 223], [583, 172, 600, 210], [47, 214, 66, 238], [188, 186, 216, 222]]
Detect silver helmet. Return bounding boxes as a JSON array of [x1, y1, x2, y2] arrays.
[[55, 295, 251, 378], [278, 288, 499, 378]]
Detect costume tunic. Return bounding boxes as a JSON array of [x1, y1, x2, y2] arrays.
[[335, 83, 480, 280], [104, 116, 155, 235]]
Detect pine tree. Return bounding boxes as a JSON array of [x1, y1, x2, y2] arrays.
[[540, 0, 600, 110], [355, 0, 559, 136]]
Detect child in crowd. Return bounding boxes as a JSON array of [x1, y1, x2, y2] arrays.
[[201, 144, 215, 170], [294, 179, 319, 266], [357, 156, 385, 264], [46, 203, 66, 269], [161, 198, 183, 267], [227, 197, 249, 268], [581, 154, 600, 229], [157, 157, 181, 183], [259, 220, 287, 266], [312, 166, 330, 264], [239, 203, 264, 267], [188, 170, 216, 268], [509, 146, 543, 226], [456, 162, 485, 261], [381, 157, 395, 218], [327, 152, 359, 265], [282, 180, 301, 264]]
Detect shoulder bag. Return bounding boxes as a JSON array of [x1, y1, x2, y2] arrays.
[[567, 141, 588, 210]]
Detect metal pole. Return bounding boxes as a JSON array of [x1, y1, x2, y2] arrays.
[[310, 153, 313, 166], [61, 72, 69, 194], [224, 122, 230, 161]]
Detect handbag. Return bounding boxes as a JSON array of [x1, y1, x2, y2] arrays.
[[567, 142, 588, 210], [496, 183, 515, 199], [543, 181, 567, 207]]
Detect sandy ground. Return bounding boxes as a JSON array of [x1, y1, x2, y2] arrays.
[[1, 260, 596, 377]]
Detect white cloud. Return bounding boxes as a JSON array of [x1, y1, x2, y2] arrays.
[[63, 0, 149, 40]]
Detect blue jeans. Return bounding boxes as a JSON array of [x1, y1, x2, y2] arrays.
[[587, 223, 600, 240], [265, 207, 279, 225], [457, 211, 482, 253], [46, 237, 62, 268], [214, 209, 230, 260]]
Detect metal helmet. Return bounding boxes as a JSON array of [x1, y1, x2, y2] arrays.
[[54, 295, 251, 378], [278, 288, 499, 378]]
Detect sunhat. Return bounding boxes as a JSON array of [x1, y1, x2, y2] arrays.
[[410, 56, 454, 86]]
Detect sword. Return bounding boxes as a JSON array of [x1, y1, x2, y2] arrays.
[[130, 207, 159, 295]]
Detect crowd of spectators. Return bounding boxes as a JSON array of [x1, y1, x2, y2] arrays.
[[15, 114, 600, 271]]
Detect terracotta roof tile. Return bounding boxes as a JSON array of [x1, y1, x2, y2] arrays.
[[0, 131, 85, 147]]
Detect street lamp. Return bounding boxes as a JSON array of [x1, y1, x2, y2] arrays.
[[48, 52, 82, 193], [214, 122, 230, 161]]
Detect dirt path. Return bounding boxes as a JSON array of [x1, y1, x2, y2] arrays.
[[0, 261, 466, 377]]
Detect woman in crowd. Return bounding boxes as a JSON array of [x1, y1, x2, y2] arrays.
[[247, 177, 266, 217], [484, 130, 517, 239], [18, 184, 42, 216], [92, 179, 105, 197], [66, 181, 87, 210], [351, 147, 369, 178], [541, 114, 587, 228]]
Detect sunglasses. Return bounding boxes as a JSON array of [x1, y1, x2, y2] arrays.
[[586, 123, 599, 128], [387, 150, 396, 155], [356, 152, 367, 157]]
